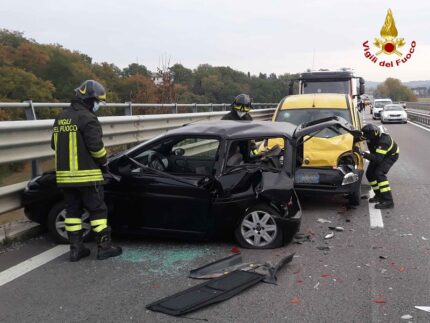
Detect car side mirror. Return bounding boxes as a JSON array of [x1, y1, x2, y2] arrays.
[[173, 148, 185, 156], [359, 77, 365, 95], [117, 155, 132, 176]]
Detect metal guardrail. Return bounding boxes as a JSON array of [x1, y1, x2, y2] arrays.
[[0, 101, 277, 118], [407, 109, 430, 127], [0, 108, 276, 216]]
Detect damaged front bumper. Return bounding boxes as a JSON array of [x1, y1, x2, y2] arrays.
[[294, 167, 363, 194]]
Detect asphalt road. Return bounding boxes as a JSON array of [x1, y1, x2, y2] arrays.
[[1, 112, 429, 323]]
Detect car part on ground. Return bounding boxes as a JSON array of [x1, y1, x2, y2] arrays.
[[188, 253, 295, 284], [147, 270, 265, 316], [147, 253, 294, 316]]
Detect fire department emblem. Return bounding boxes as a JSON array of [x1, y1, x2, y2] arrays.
[[373, 9, 405, 56]]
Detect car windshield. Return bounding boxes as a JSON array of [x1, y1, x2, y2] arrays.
[[302, 81, 350, 94], [384, 105, 403, 111], [375, 100, 392, 108], [275, 108, 351, 138]]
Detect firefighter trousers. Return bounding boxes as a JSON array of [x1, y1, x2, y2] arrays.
[[366, 155, 398, 202], [63, 185, 109, 234]]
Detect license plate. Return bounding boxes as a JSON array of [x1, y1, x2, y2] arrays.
[[295, 173, 320, 184]]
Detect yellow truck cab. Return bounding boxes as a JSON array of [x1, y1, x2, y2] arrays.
[[272, 93, 365, 205]]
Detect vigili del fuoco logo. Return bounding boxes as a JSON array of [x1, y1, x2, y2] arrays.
[[363, 9, 416, 68]]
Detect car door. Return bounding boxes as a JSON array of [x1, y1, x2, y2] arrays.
[[122, 170, 212, 233], [117, 136, 221, 234]]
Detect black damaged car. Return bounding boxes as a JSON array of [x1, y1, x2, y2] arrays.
[[23, 118, 359, 249]]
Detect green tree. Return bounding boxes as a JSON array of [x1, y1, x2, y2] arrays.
[[374, 78, 417, 102]]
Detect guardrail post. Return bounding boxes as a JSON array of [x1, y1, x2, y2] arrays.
[[223, 104, 227, 111], [210, 103, 213, 112], [173, 103, 178, 114], [124, 102, 133, 116], [24, 100, 36, 120], [23, 100, 40, 178], [193, 103, 197, 113]]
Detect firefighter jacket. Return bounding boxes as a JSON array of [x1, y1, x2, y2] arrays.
[[364, 133, 399, 164], [51, 100, 107, 187], [221, 109, 253, 121]]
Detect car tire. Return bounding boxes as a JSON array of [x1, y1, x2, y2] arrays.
[[47, 201, 93, 244], [235, 203, 283, 249], [348, 184, 362, 206]]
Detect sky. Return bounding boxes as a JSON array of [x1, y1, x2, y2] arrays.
[[0, 0, 429, 82]]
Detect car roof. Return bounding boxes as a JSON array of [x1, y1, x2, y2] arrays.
[[279, 94, 349, 110], [374, 98, 392, 101], [167, 120, 296, 139], [384, 104, 403, 108]]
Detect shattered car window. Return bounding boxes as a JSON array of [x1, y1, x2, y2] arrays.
[[225, 137, 285, 170]]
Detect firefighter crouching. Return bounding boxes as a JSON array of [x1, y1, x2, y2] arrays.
[[51, 80, 122, 261], [355, 124, 399, 209]]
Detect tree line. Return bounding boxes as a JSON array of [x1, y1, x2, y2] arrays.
[[0, 29, 295, 120]]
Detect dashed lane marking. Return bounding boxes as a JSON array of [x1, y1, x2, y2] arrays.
[[0, 245, 68, 287], [368, 190, 384, 229]]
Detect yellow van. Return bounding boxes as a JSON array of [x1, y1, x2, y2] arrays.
[[272, 93, 364, 205]]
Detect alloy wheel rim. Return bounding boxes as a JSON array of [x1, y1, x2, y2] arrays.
[[56, 209, 91, 240], [241, 210, 277, 247]]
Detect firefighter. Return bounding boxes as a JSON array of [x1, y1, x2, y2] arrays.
[[355, 124, 399, 209], [221, 94, 253, 120], [51, 80, 122, 261]]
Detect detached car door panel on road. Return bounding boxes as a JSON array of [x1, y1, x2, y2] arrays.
[[23, 120, 358, 249]]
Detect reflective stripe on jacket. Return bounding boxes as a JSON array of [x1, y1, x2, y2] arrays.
[[51, 100, 107, 187], [367, 133, 399, 164]]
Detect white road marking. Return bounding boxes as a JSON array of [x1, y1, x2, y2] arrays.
[[0, 245, 68, 287], [408, 120, 430, 132], [368, 190, 384, 229]]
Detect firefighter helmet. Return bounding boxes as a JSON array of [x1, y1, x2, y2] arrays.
[[232, 94, 252, 112], [74, 80, 107, 102], [361, 124, 380, 140]]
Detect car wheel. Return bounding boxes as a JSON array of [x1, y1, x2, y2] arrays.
[[47, 201, 92, 244], [235, 204, 283, 249], [348, 184, 362, 206]]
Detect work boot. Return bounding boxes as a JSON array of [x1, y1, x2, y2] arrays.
[[68, 231, 90, 262], [369, 192, 381, 203], [96, 227, 122, 260], [375, 200, 394, 209]]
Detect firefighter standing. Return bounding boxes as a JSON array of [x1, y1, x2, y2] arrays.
[[51, 80, 122, 261], [355, 124, 399, 209], [221, 94, 253, 120]]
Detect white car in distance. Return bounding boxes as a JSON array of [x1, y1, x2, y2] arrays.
[[380, 104, 408, 124], [373, 98, 393, 119]]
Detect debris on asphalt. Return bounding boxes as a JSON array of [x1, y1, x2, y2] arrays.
[[372, 299, 386, 304], [317, 218, 331, 224], [313, 282, 320, 289], [345, 219, 351, 222], [415, 306, 430, 313], [317, 246, 331, 251], [381, 268, 387, 274], [401, 314, 413, 320], [400, 233, 413, 237], [379, 255, 388, 259], [422, 236, 428, 241], [328, 226, 344, 232], [293, 233, 311, 244], [230, 246, 241, 254], [324, 232, 335, 239], [290, 296, 300, 305]]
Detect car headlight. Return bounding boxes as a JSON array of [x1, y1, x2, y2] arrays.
[[342, 172, 359, 185]]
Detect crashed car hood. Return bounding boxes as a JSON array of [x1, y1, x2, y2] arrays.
[[303, 133, 353, 167]]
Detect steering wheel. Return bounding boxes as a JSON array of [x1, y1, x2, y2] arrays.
[[148, 152, 168, 171]]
